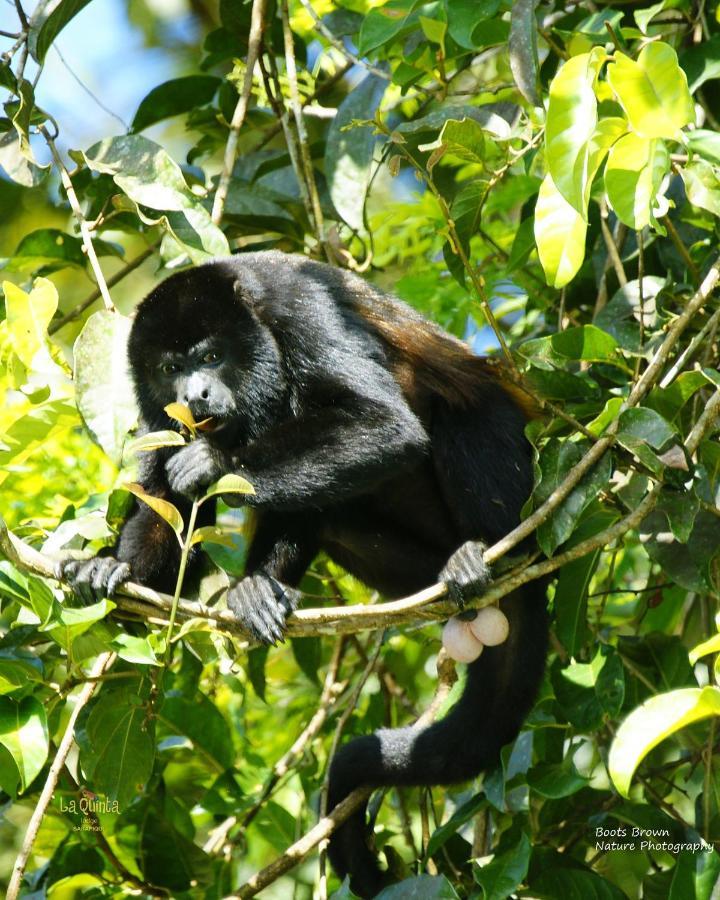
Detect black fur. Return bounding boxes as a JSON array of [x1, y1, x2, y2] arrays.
[[61, 252, 547, 896]]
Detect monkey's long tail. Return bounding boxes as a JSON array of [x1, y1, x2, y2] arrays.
[[326, 584, 548, 899]]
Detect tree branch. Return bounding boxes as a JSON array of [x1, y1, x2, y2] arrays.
[[211, 0, 268, 226]]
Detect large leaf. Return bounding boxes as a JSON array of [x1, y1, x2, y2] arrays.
[[325, 74, 386, 232], [534, 173, 587, 288], [32, 0, 94, 63], [508, 0, 540, 106], [605, 132, 669, 230], [73, 310, 137, 465], [546, 48, 605, 212], [607, 42, 694, 140], [80, 689, 156, 806], [474, 832, 531, 900], [131, 75, 221, 133], [83, 135, 229, 262], [609, 686, 720, 797], [0, 696, 48, 792], [4, 278, 58, 369], [121, 483, 184, 538]]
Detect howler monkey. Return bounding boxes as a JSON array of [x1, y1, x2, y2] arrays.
[[61, 251, 547, 898]]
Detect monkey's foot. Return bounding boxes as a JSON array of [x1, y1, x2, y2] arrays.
[[227, 572, 299, 645], [440, 540, 492, 608], [59, 557, 131, 605]]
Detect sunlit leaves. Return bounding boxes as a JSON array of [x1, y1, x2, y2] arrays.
[[609, 687, 720, 797], [325, 74, 386, 232], [0, 696, 48, 792], [203, 473, 255, 501], [534, 174, 587, 287], [3, 278, 58, 369], [32, 0, 94, 63], [121, 483, 184, 538], [545, 48, 605, 212], [83, 135, 229, 263], [605, 133, 670, 230], [606, 42, 694, 140], [73, 310, 137, 465], [681, 159, 720, 217]]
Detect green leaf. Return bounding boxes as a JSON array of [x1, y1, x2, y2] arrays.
[[131, 75, 221, 132], [291, 636, 321, 685], [554, 550, 598, 656], [552, 324, 619, 362], [189, 526, 236, 548], [609, 686, 720, 796], [605, 132, 669, 230], [80, 689, 155, 806], [474, 832, 531, 900], [0, 132, 49, 187], [109, 633, 159, 665], [121, 483, 184, 537], [546, 48, 605, 212], [74, 310, 138, 466], [0, 696, 48, 792], [681, 159, 720, 217], [4, 278, 58, 369], [420, 117, 486, 166], [687, 129, 720, 165], [617, 407, 675, 451], [446, 0, 501, 50], [607, 42, 693, 140], [0, 650, 43, 694], [159, 692, 233, 769], [531, 867, 628, 900], [426, 792, 484, 857], [534, 173, 587, 288], [127, 430, 186, 454], [325, 74, 386, 232], [689, 633, 720, 665], [508, 0, 540, 106], [203, 473, 255, 501], [83, 135, 229, 262], [680, 33, 720, 93], [357, 0, 422, 56], [0, 228, 121, 275], [33, 0, 94, 63], [377, 874, 460, 899], [528, 761, 588, 798]]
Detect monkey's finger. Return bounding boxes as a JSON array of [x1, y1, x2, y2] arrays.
[[106, 563, 131, 597]]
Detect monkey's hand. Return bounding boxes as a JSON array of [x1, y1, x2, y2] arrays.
[[227, 572, 300, 645], [165, 439, 227, 498], [59, 557, 132, 605], [440, 540, 492, 609]]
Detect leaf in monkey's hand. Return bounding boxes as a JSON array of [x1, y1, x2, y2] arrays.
[[127, 430, 187, 453], [203, 474, 255, 501], [120, 482, 184, 539], [164, 402, 198, 434]]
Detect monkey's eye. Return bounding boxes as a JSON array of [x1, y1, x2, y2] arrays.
[[203, 351, 221, 364], [161, 362, 179, 375]]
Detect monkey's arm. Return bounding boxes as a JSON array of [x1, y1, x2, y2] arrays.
[[166, 357, 429, 508]]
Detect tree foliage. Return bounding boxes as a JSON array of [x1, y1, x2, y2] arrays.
[[1, 0, 720, 898]]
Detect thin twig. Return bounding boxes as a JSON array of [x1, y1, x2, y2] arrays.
[[211, 0, 268, 226], [281, 0, 328, 256], [600, 199, 627, 287], [40, 127, 114, 312], [49, 241, 159, 334], [662, 214, 700, 283], [659, 305, 720, 389], [298, 0, 390, 81], [6, 652, 116, 900]]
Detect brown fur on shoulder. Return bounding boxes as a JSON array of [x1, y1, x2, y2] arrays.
[[354, 297, 538, 420]]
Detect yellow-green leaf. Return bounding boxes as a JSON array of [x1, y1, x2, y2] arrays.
[[534, 173, 588, 288], [689, 633, 720, 665], [584, 117, 628, 208], [202, 473, 255, 501], [4, 278, 58, 368], [546, 47, 606, 213], [189, 526, 237, 547], [127, 430, 187, 454], [606, 42, 694, 140], [609, 686, 720, 796], [121, 482, 184, 538], [605, 132, 669, 229]]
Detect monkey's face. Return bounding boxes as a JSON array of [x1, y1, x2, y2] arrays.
[[153, 337, 239, 426]]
